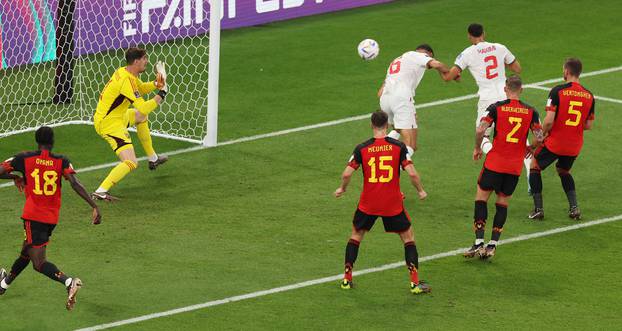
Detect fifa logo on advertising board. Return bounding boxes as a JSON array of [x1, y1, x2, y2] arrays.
[[122, 0, 327, 37]]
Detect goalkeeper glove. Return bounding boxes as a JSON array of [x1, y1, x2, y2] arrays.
[[155, 60, 168, 92]]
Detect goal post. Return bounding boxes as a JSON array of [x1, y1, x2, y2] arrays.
[[0, 0, 221, 146]]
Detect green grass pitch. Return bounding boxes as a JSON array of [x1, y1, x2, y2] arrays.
[[0, 0, 621, 329]]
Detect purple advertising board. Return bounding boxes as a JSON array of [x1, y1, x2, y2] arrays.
[[1, 0, 392, 68]]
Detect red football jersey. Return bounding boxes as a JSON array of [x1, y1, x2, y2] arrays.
[[348, 137, 412, 216], [483, 99, 541, 176], [544, 82, 595, 156], [1, 150, 76, 224]]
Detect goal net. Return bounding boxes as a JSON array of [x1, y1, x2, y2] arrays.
[[0, 0, 220, 145]]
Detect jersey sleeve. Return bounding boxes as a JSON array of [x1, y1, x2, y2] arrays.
[[120, 78, 158, 116], [347, 146, 363, 170], [588, 95, 596, 121], [61, 157, 77, 179], [399, 144, 413, 169], [137, 78, 157, 95], [410, 52, 433, 68], [1, 153, 25, 174], [481, 104, 498, 124], [546, 86, 561, 112], [502, 45, 516, 64], [454, 49, 469, 70]]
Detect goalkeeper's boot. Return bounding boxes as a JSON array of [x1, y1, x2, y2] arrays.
[[0, 268, 7, 295], [528, 208, 544, 220], [410, 281, 431, 295], [463, 243, 484, 258], [66, 278, 82, 311], [149, 155, 169, 171], [340, 279, 353, 290], [480, 244, 497, 260], [568, 206, 581, 221], [91, 192, 119, 202]]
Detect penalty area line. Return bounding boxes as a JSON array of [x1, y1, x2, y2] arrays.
[[76, 213, 622, 331]]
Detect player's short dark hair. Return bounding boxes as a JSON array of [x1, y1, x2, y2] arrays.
[[35, 126, 54, 147], [371, 110, 388, 128], [126, 47, 147, 65], [506, 75, 522, 92], [564, 58, 582, 77], [415, 44, 434, 57], [468, 23, 484, 37]]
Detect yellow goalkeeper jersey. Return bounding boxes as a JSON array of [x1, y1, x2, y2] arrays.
[[94, 67, 157, 122]]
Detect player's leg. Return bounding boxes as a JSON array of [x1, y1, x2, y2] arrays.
[[528, 147, 557, 220], [477, 100, 494, 154], [0, 241, 30, 295], [465, 169, 494, 257], [556, 157, 580, 220], [93, 126, 138, 199], [133, 110, 168, 170], [342, 209, 373, 289], [524, 139, 533, 194], [483, 172, 518, 259], [393, 103, 418, 157]]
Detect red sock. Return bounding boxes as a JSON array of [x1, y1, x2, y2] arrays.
[[409, 266, 419, 285], [344, 263, 353, 281]]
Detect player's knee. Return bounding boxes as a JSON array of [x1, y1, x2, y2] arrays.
[[124, 159, 138, 171], [556, 167, 570, 176], [32, 259, 46, 272]]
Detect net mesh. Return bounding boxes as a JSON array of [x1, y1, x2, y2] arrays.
[[0, 0, 210, 143]]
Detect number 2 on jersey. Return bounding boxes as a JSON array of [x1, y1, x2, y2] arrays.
[[484, 56, 498, 79], [506, 117, 522, 143], [368, 156, 394, 183], [31, 169, 58, 196], [565, 101, 583, 126]]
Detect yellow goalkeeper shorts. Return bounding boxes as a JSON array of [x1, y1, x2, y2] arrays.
[[94, 109, 137, 155]]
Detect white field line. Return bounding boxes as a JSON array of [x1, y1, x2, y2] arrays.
[[1, 65, 619, 190], [76, 213, 622, 331], [525, 84, 622, 104]]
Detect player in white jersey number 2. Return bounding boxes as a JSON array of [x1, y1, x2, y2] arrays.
[[378, 44, 454, 158], [444, 24, 532, 192]]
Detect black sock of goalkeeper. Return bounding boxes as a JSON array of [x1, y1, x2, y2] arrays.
[[474, 200, 487, 245], [491, 203, 508, 242], [36, 261, 70, 286]]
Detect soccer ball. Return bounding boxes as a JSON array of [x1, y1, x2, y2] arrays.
[[357, 39, 380, 61]]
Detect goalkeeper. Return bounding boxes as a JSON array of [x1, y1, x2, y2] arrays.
[[92, 47, 169, 200]]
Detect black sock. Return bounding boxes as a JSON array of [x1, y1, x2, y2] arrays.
[[36, 261, 69, 285], [491, 203, 508, 242], [345, 239, 360, 269], [474, 200, 487, 241], [6, 254, 30, 285], [559, 173, 578, 207], [404, 242, 419, 269], [530, 170, 543, 209]]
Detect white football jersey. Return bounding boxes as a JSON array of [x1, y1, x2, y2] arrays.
[[454, 41, 516, 100], [382, 51, 432, 100]]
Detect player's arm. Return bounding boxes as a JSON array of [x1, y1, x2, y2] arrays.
[[334, 166, 356, 198], [507, 59, 521, 74], [443, 66, 462, 82], [426, 59, 453, 81], [527, 111, 545, 157], [584, 98, 595, 130], [377, 81, 385, 98], [404, 164, 427, 200], [1, 157, 25, 192], [541, 111, 555, 136], [121, 79, 165, 116], [137, 79, 158, 95], [66, 173, 102, 225]]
